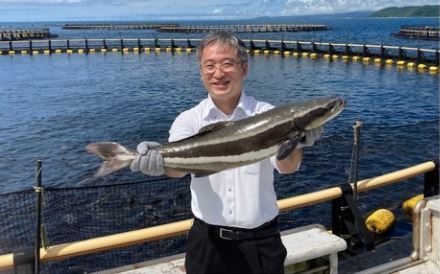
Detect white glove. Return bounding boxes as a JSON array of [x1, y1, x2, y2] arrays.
[[297, 126, 323, 149], [130, 141, 164, 176]]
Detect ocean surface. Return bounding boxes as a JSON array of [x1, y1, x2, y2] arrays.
[[0, 16, 439, 194]]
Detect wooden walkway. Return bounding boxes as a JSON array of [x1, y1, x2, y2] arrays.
[[158, 24, 329, 33], [62, 23, 179, 30]]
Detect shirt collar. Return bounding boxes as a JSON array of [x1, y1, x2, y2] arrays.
[[203, 91, 253, 121]]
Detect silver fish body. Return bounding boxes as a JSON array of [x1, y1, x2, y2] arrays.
[[86, 96, 345, 177]]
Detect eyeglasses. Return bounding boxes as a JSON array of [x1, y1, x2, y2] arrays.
[[201, 61, 242, 75]]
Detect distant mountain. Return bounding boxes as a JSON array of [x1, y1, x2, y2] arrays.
[[371, 5, 440, 17]]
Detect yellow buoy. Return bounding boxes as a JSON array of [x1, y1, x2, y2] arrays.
[[43, 50, 50, 55], [283, 51, 291, 56], [89, 48, 96, 53], [144, 47, 151, 52], [32, 50, 39, 55], [133, 47, 139, 52], [396, 60, 405, 66], [362, 57, 370, 62], [263, 50, 270, 55], [78, 49, 84, 54], [67, 49, 73, 54], [407, 62, 416, 68], [332, 54, 338, 59], [21, 50, 28, 55], [385, 59, 394, 65], [112, 48, 118, 52], [101, 48, 107, 53], [429, 66, 439, 73], [402, 194, 424, 216], [417, 64, 427, 70], [9, 50, 16, 55], [166, 47, 172, 52], [302, 52, 309, 57], [310, 53, 317, 59], [293, 52, 300, 57], [55, 49, 62, 54], [365, 209, 395, 234], [374, 58, 382, 63], [253, 49, 260, 54], [273, 50, 281, 55], [323, 54, 330, 59]]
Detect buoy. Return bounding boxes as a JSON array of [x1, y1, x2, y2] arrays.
[[21, 50, 28, 55], [402, 194, 424, 216], [78, 49, 84, 54], [293, 52, 300, 57], [365, 209, 395, 234], [133, 47, 139, 52], [263, 50, 270, 55], [43, 50, 50, 55], [186, 48, 192, 53], [32, 50, 39, 55], [123, 48, 129, 52], [89, 48, 96, 53], [396, 60, 405, 66], [55, 49, 62, 54], [67, 49, 73, 54], [323, 54, 330, 59], [429, 66, 439, 73], [101, 48, 107, 53], [385, 59, 394, 65], [374, 58, 382, 63], [352, 56, 361, 61], [283, 51, 291, 56], [332, 54, 338, 59], [166, 47, 172, 52], [407, 62, 416, 68], [9, 50, 15, 55], [253, 49, 260, 54], [310, 53, 317, 59], [302, 52, 309, 57], [112, 48, 118, 52], [273, 50, 281, 55], [417, 64, 427, 70], [342, 55, 349, 60], [362, 57, 370, 62]]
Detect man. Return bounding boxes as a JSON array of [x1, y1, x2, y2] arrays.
[[130, 31, 322, 274]]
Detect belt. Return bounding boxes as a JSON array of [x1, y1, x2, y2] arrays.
[[194, 218, 280, 241]]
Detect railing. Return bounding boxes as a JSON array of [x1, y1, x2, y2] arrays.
[[0, 38, 438, 65], [0, 160, 437, 270]]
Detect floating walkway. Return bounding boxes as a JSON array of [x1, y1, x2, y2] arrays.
[[1, 38, 439, 72], [157, 24, 329, 33], [393, 25, 440, 41], [62, 23, 179, 30], [0, 28, 56, 41]]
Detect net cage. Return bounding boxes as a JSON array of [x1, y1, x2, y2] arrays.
[[0, 120, 438, 273]]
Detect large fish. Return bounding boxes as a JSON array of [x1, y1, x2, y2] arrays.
[[86, 96, 345, 177]]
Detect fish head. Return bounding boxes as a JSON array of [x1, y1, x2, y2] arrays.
[[290, 96, 345, 130]]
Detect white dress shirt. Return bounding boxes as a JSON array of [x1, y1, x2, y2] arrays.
[[169, 92, 281, 229]]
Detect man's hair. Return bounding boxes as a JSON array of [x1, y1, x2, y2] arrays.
[[197, 31, 248, 63]]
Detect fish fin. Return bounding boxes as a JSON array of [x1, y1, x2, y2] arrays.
[[95, 158, 131, 177], [276, 132, 303, 161], [85, 142, 135, 160], [197, 121, 234, 135], [193, 170, 219, 177]]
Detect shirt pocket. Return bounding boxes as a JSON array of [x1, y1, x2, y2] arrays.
[[243, 162, 261, 175]]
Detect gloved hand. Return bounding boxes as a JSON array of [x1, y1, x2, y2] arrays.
[[297, 126, 323, 149], [130, 141, 164, 176]]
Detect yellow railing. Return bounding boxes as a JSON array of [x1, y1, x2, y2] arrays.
[[0, 160, 436, 270]]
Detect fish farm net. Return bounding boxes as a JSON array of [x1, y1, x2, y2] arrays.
[[0, 120, 438, 273]]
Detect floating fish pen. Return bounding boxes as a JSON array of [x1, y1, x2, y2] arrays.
[[393, 25, 440, 41], [0, 28, 56, 41], [157, 24, 329, 33], [62, 23, 179, 30], [1, 38, 438, 69]]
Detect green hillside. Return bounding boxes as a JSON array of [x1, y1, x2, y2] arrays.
[[371, 5, 439, 17]]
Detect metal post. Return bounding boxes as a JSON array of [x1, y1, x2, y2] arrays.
[[352, 120, 362, 203], [35, 160, 42, 274]]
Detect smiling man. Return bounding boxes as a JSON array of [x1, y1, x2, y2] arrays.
[[130, 31, 322, 273]]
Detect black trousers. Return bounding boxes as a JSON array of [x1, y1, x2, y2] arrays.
[[185, 218, 287, 274]]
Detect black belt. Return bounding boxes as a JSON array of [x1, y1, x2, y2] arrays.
[[194, 218, 280, 241]]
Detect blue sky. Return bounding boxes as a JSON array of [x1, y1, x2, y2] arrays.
[[0, 0, 437, 22]]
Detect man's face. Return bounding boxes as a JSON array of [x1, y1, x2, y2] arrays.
[[199, 43, 248, 103]]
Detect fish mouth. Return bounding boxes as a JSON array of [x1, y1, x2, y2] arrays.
[[302, 97, 346, 130]]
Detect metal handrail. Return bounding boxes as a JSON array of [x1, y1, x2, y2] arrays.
[[0, 160, 436, 270]]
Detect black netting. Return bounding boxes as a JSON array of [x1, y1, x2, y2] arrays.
[[1, 120, 438, 273]]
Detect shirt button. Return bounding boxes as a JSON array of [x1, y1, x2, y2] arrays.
[[229, 210, 233, 214], [228, 188, 232, 192]]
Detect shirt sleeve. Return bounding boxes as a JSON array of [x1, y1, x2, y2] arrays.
[[168, 110, 198, 142]]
